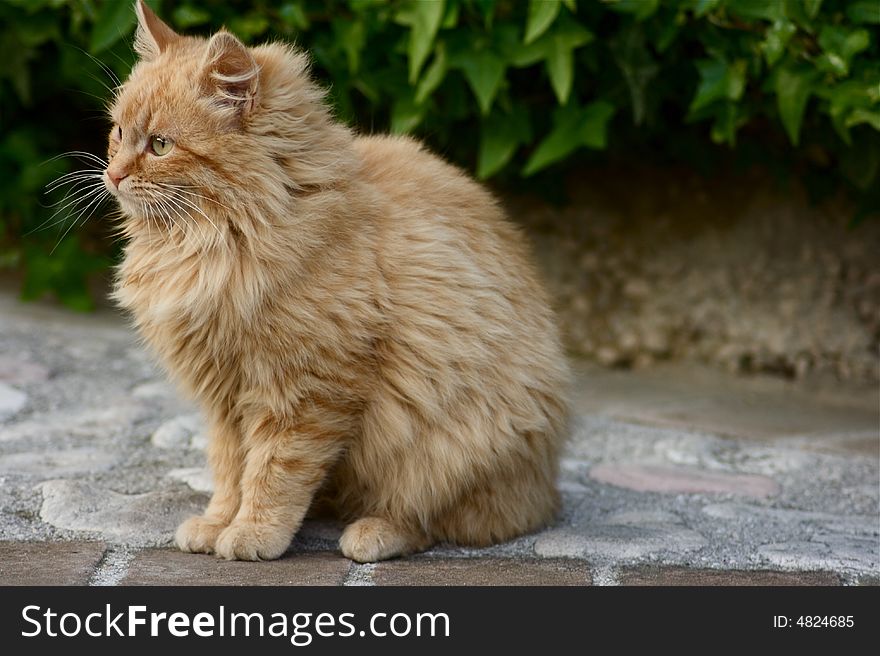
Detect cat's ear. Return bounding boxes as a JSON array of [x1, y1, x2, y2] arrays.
[[201, 31, 260, 119], [134, 0, 179, 61]]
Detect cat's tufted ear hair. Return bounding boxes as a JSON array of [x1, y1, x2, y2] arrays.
[[201, 31, 260, 120], [134, 0, 179, 61]]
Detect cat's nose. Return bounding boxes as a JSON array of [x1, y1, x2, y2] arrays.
[[106, 167, 129, 188]]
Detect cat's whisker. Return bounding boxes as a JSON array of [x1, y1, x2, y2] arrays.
[[29, 182, 108, 235], [68, 44, 122, 88], [43, 177, 105, 206], [74, 189, 111, 229], [163, 190, 228, 249], [50, 187, 110, 254], [161, 198, 204, 252], [159, 184, 234, 212], [162, 193, 216, 253], [152, 196, 181, 238], [44, 151, 109, 168], [45, 170, 105, 192], [63, 184, 109, 226]]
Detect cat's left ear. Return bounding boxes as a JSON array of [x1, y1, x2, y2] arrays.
[[201, 31, 260, 121], [134, 0, 179, 61]]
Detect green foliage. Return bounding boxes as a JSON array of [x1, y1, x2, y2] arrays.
[[1, 0, 879, 308]]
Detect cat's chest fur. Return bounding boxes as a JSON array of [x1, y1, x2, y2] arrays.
[[114, 231, 381, 413]]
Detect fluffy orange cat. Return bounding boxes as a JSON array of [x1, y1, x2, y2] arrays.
[[107, 0, 569, 562]]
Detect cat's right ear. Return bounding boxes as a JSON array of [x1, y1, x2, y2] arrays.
[[134, 0, 179, 61]]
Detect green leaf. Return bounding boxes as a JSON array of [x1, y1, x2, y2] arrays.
[[0, 32, 32, 104], [415, 42, 448, 104], [604, 0, 659, 21], [822, 78, 880, 144], [523, 100, 615, 175], [840, 133, 880, 190], [693, 0, 721, 17], [390, 93, 425, 134], [477, 107, 532, 179], [775, 64, 817, 145], [546, 37, 574, 104], [396, 0, 445, 83], [578, 99, 616, 148], [523, 109, 582, 175], [816, 26, 871, 77], [562, 0, 577, 11], [525, 0, 561, 44], [279, 2, 310, 30], [803, 0, 823, 19], [172, 6, 211, 29], [727, 0, 784, 21], [761, 20, 796, 68], [612, 24, 659, 125], [229, 15, 270, 41], [332, 19, 366, 74], [689, 58, 747, 113], [709, 101, 742, 146], [847, 1, 880, 24], [511, 15, 593, 67], [441, 1, 460, 28], [458, 50, 506, 115], [90, 0, 136, 54], [509, 15, 593, 104], [845, 109, 880, 132]]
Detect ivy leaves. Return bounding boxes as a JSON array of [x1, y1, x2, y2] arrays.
[[400, 0, 599, 178]]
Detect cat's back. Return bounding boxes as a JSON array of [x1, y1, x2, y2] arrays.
[[352, 134, 540, 292], [353, 134, 497, 220]]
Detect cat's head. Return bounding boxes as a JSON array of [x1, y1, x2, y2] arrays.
[[105, 1, 263, 227]]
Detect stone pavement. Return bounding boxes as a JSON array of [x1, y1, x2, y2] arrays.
[[0, 290, 877, 586]]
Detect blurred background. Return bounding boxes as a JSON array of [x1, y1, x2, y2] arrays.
[[1, 0, 878, 383]]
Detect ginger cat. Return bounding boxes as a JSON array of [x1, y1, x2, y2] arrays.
[[107, 1, 569, 562]]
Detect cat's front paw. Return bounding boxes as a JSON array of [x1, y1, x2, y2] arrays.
[[214, 521, 291, 561], [340, 516, 426, 563], [175, 515, 228, 554]]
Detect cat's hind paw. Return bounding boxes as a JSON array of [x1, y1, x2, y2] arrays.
[[214, 521, 291, 561], [175, 515, 228, 554]]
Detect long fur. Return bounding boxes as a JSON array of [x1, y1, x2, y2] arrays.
[[108, 1, 570, 562]]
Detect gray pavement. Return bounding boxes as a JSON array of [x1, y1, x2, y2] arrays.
[[0, 289, 877, 585]]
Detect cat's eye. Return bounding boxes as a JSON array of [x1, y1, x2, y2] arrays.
[[149, 135, 174, 156], [113, 126, 122, 141]]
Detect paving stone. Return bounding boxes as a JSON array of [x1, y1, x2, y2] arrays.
[[122, 549, 351, 585], [0, 541, 105, 585], [0, 447, 118, 479], [571, 362, 878, 444], [0, 356, 50, 385], [534, 510, 707, 560], [151, 413, 205, 449], [374, 558, 590, 586], [0, 382, 27, 421], [590, 463, 780, 498], [619, 566, 841, 586], [702, 502, 878, 536], [0, 401, 150, 443], [167, 467, 213, 493], [39, 479, 207, 547], [757, 538, 879, 573]]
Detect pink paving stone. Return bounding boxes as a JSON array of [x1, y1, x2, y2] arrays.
[[0, 356, 50, 384], [589, 463, 780, 498]]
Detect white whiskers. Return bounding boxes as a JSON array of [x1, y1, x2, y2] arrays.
[[38, 152, 112, 253]]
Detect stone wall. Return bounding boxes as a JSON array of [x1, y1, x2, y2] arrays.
[[510, 166, 880, 382]]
